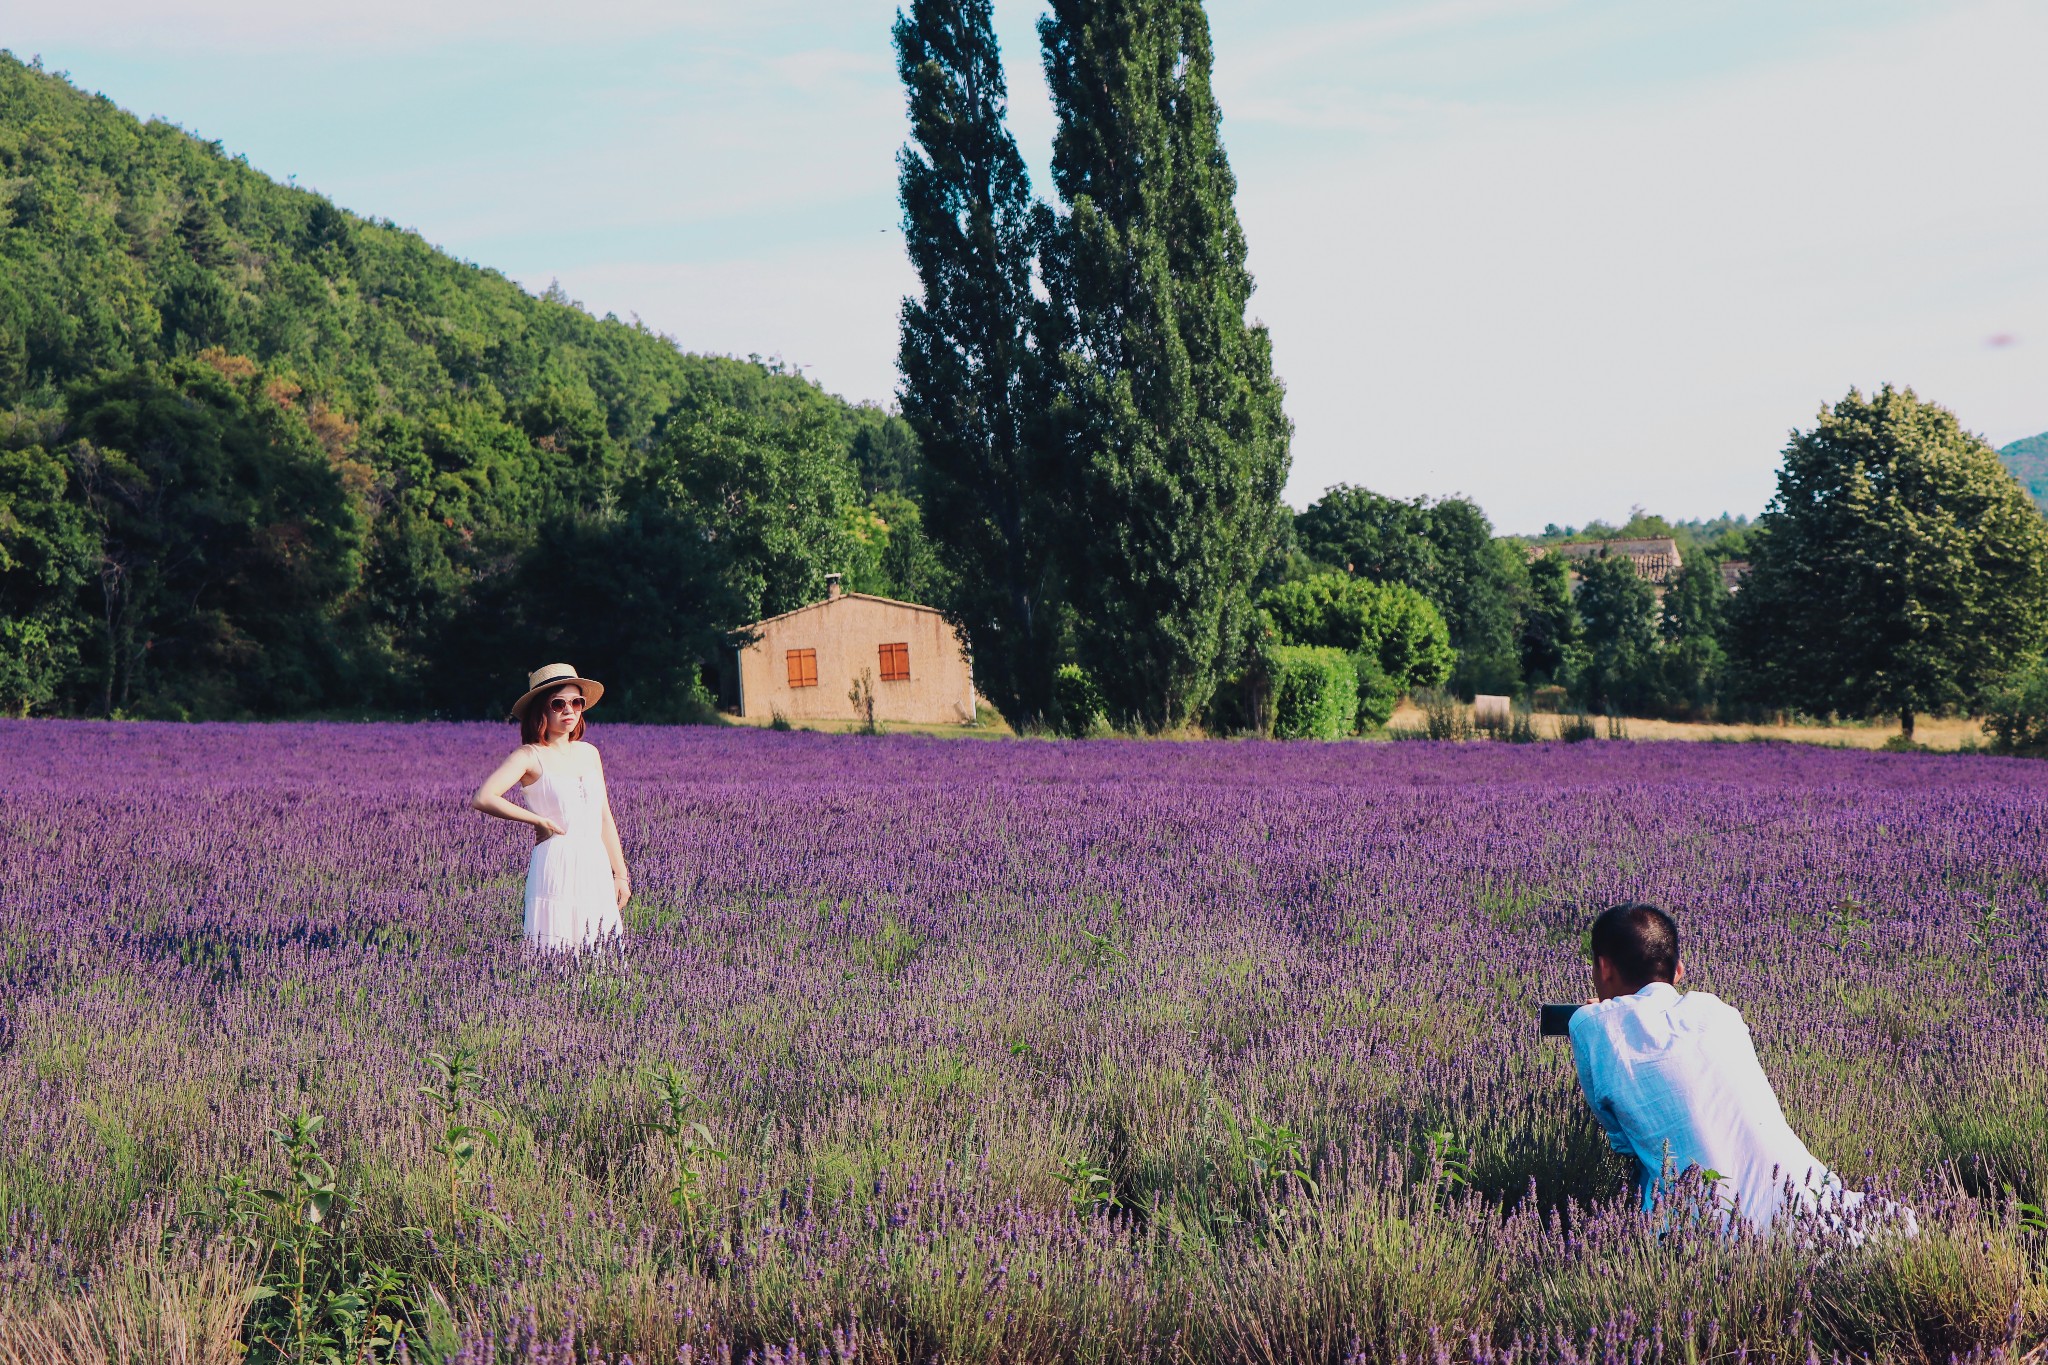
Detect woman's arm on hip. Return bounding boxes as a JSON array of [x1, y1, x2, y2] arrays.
[[469, 747, 562, 835]]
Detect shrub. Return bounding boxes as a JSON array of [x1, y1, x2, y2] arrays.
[[0, 616, 77, 718], [1350, 650, 1400, 733], [1559, 710, 1599, 742], [1053, 664, 1106, 739], [1983, 663, 2048, 756], [1508, 703, 1540, 744], [1416, 688, 1472, 741], [1272, 646, 1358, 740], [1258, 574, 1455, 696], [848, 667, 882, 736]]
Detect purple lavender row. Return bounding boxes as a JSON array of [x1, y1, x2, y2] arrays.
[[0, 720, 2042, 1361]]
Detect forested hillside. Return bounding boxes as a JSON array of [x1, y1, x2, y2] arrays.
[[0, 52, 929, 719], [2000, 432, 2048, 513]]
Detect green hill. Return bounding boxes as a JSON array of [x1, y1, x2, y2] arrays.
[[1999, 431, 2048, 513], [0, 52, 927, 719]]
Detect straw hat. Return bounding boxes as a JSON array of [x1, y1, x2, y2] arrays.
[[510, 662, 605, 720]]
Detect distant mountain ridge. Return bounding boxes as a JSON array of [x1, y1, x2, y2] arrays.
[[2000, 432, 2048, 513]]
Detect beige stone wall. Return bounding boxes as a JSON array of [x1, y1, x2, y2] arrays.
[[737, 594, 975, 724]]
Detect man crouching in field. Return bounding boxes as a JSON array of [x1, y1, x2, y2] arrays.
[[1568, 903, 1911, 1237]]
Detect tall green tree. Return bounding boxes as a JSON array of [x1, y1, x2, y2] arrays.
[[1730, 386, 2048, 739], [1574, 552, 1659, 715], [1657, 556, 1729, 717], [1037, 0, 1291, 731], [1419, 498, 1526, 695], [895, 0, 1057, 728], [1518, 551, 1583, 691]]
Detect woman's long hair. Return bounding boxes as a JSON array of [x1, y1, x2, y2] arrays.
[[520, 685, 588, 745]]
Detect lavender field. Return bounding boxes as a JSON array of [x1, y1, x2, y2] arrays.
[[3, 722, 2046, 1364]]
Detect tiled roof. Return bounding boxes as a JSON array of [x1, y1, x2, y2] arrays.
[[736, 591, 947, 633], [1537, 538, 1684, 586]]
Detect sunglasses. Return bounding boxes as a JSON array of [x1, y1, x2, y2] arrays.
[[547, 695, 587, 714]]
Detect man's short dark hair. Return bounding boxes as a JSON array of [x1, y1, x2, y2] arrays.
[[1589, 903, 1679, 990]]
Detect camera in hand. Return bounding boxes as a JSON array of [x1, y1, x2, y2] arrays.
[[1539, 1002, 1584, 1037]]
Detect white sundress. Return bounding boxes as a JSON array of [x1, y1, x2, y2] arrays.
[[521, 742, 623, 950]]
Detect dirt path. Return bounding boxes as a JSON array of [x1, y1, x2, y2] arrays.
[[1389, 702, 1987, 751]]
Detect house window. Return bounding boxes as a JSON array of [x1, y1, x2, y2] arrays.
[[878, 641, 910, 682], [786, 649, 818, 688]]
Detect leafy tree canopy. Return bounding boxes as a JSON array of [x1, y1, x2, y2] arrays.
[[1655, 556, 1731, 718], [1730, 386, 2048, 738], [647, 401, 881, 623], [1573, 551, 1660, 715], [1518, 552, 1582, 693]]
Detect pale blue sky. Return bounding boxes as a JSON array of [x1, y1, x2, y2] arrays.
[[11, 1, 2044, 530]]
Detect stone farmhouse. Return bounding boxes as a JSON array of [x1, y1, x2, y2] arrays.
[[733, 576, 976, 725]]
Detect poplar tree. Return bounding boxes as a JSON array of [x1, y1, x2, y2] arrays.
[[1037, 0, 1291, 731], [894, 0, 1056, 729]]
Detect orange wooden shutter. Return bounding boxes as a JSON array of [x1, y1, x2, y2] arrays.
[[879, 642, 909, 681], [786, 649, 818, 688]]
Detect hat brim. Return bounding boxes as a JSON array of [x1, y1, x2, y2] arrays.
[[510, 675, 605, 720]]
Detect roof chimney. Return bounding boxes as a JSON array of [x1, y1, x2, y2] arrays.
[[825, 573, 843, 601]]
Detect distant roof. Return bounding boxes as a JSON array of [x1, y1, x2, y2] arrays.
[[1547, 537, 1681, 558], [1535, 537, 1684, 586], [736, 590, 948, 633]]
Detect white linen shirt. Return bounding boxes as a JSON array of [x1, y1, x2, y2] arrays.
[[1568, 982, 1844, 1230]]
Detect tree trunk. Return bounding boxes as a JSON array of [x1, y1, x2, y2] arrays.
[[1900, 710, 1915, 742]]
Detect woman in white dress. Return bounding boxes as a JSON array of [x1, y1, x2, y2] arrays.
[[469, 663, 630, 949]]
